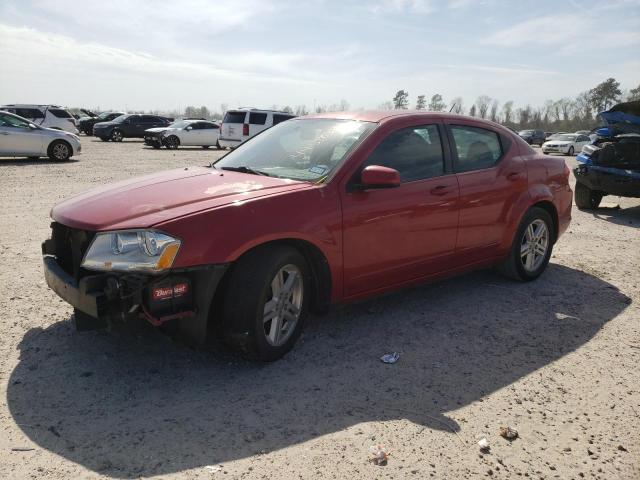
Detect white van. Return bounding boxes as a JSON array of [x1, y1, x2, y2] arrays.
[[0, 104, 78, 133], [218, 108, 296, 148]]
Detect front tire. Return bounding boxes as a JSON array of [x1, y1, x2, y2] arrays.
[[164, 135, 180, 149], [566, 146, 574, 156], [110, 129, 124, 142], [221, 245, 310, 361], [48, 140, 72, 161], [574, 182, 602, 210], [498, 207, 554, 281]]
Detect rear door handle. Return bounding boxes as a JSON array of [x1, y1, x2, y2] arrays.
[[507, 172, 521, 181], [430, 185, 450, 196]]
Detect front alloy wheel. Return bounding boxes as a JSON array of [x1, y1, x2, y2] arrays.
[[48, 140, 71, 161], [221, 245, 309, 361], [110, 129, 123, 142], [262, 265, 303, 347]]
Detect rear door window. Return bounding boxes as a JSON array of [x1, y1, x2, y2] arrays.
[[223, 111, 247, 124], [201, 122, 218, 130], [249, 112, 268, 125], [450, 125, 503, 172]]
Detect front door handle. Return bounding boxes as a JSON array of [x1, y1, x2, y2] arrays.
[[430, 185, 450, 196], [507, 172, 521, 181]]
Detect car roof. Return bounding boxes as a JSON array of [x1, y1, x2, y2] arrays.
[[0, 104, 64, 108], [304, 110, 504, 125], [227, 108, 295, 114]]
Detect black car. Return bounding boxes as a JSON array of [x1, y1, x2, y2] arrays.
[[77, 111, 125, 135], [93, 114, 173, 142], [518, 129, 546, 146]]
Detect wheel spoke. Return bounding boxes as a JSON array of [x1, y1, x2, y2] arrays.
[[267, 315, 282, 344], [282, 271, 299, 296], [525, 252, 535, 270], [263, 298, 277, 322], [520, 242, 530, 257], [534, 243, 547, 256], [271, 270, 284, 297], [526, 224, 535, 242]]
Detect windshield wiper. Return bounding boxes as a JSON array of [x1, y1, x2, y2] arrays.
[[219, 166, 271, 176]]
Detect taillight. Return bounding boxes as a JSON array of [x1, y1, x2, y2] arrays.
[[243, 124, 249, 136]]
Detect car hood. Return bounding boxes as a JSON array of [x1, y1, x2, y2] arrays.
[[51, 167, 311, 231], [544, 140, 572, 146], [598, 100, 640, 135], [93, 121, 117, 128], [145, 127, 171, 133]]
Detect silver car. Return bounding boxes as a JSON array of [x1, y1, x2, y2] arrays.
[[0, 110, 81, 161]]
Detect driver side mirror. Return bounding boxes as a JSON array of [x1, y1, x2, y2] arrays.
[[358, 165, 401, 189]]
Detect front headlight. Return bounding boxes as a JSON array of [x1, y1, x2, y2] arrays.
[[81, 230, 181, 273]]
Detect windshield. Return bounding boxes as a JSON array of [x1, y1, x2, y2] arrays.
[[111, 114, 130, 123], [97, 112, 113, 120], [168, 120, 190, 129], [214, 119, 375, 181], [556, 134, 577, 141]]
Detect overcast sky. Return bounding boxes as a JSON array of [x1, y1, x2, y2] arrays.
[[0, 0, 638, 112]]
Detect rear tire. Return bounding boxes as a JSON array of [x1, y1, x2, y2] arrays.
[[221, 245, 310, 361], [47, 140, 72, 161], [202, 145, 210, 149], [498, 207, 554, 282], [99, 137, 109, 142], [574, 182, 603, 210]]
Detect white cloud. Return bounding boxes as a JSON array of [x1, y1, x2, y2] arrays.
[[482, 14, 640, 52], [371, 0, 435, 14]]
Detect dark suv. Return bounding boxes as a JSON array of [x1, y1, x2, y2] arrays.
[[78, 111, 125, 136], [93, 114, 173, 142], [518, 129, 546, 146]]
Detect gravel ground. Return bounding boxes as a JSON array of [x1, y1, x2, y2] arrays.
[[0, 138, 638, 480]]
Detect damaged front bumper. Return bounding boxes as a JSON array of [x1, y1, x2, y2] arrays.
[[42, 238, 229, 343], [573, 161, 640, 198]]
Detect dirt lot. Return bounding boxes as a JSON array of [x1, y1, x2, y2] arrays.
[[0, 138, 638, 480]]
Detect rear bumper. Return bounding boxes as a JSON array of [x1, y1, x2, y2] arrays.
[[218, 137, 243, 148], [42, 239, 230, 342]]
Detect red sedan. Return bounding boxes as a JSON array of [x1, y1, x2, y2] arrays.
[[43, 111, 572, 360]]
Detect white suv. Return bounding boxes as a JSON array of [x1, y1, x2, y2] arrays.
[[0, 104, 78, 133], [218, 108, 295, 148]]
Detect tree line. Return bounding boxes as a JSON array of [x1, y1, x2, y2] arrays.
[[386, 78, 639, 132], [101, 77, 638, 132]]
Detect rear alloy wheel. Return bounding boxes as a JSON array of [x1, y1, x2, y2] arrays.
[[574, 182, 603, 210], [110, 129, 123, 142], [221, 245, 309, 361], [567, 146, 574, 156], [164, 135, 180, 149], [498, 207, 554, 281], [48, 140, 72, 161]]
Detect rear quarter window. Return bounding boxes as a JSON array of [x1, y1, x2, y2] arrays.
[[273, 114, 295, 126], [16, 108, 45, 119], [49, 109, 72, 118], [223, 111, 247, 124], [249, 112, 268, 125]]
